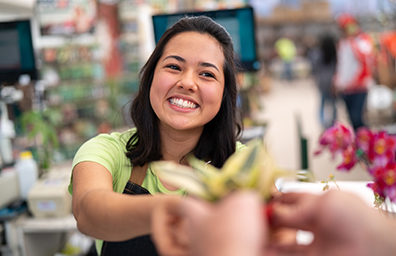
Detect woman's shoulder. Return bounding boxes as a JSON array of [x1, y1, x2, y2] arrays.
[[73, 128, 137, 162], [72, 128, 137, 175], [94, 128, 136, 144], [79, 128, 136, 150]]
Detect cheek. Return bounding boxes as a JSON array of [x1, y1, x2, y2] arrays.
[[150, 74, 167, 103], [204, 86, 224, 110], [149, 87, 155, 111], [152, 72, 173, 92], [149, 76, 163, 113]]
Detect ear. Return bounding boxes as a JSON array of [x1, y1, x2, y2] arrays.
[[151, 197, 190, 256]]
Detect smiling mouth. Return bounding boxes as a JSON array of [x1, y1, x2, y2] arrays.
[[169, 97, 199, 109]]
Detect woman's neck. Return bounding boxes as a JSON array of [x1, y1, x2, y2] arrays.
[[159, 126, 202, 164]]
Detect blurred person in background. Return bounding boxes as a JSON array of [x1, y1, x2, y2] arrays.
[[275, 36, 297, 81], [310, 34, 338, 130], [334, 13, 375, 130]]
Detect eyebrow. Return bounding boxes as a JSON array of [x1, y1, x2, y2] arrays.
[[163, 55, 220, 72]]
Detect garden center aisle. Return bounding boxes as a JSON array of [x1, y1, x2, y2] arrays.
[[252, 77, 371, 182]]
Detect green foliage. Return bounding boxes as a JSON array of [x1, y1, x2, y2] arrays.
[[321, 174, 340, 191], [152, 139, 294, 202], [373, 193, 385, 209], [20, 109, 60, 171]]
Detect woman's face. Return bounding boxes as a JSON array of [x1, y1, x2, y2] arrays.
[[150, 31, 225, 133]]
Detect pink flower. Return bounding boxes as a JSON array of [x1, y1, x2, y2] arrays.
[[336, 145, 358, 171], [369, 163, 396, 202], [367, 182, 384, 198], [355, 128, 374, 155], [315, 123, 354, 158], [368, 132, 396, 167], [384, 186, 396, 203], [316, 123, 396, 203]]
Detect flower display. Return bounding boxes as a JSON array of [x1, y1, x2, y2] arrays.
[[316, 122, 396, 203], [315, 123, 354, 158]]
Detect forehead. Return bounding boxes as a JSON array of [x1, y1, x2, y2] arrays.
[[162, 31, 225, 63]]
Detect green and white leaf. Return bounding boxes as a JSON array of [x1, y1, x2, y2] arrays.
[[152, 139, 299, 202], [151, 161, 212, 200]]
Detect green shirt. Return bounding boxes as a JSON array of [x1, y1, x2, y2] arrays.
[[68, 128, 186, 196], [68, 128, 245, 254]]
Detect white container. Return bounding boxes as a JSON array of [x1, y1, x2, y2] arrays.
[[27, 170, 72, 218], [15, 151, 38, 200], [0, 168, 20, 208]]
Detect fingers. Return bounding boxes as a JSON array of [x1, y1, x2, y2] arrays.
[[272, 192, 315, 205], [270, 193, 319, 231], [180, 196, 211, 222], [151, 196, 189, 256], [152, 192, 271, 256], [219, 190, 264, 214], [188, 191, 268, 256]]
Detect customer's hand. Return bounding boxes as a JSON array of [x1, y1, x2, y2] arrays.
[[271, 190, 396, 256], [151, 191, 268, 256]]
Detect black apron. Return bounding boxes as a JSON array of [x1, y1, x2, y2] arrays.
[[100, 182, 159, 256]]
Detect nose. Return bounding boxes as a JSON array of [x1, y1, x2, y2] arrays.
[[178, 71, 197, 91]]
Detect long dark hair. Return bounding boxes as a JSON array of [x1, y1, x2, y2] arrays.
[[125, 16, 241, 168]]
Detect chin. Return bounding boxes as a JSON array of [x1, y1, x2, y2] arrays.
[[173, 125, 203, 132], [167, 122, 204, 133]]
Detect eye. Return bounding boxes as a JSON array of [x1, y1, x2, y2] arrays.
[[165, 64, 180, 71], [200, 71, 215, 79]]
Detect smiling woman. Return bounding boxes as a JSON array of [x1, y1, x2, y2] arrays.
[[68, 16, 242, 256], [150, 31, 225, 133]]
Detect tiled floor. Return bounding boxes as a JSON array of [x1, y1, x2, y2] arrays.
[[252, 77, 371, 182]]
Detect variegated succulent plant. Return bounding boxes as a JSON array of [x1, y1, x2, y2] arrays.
[[151, 139, 295, 202]]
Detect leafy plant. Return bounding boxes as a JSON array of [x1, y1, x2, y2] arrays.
[[151, 139, 295, 202], [20, 109, 60, 172]]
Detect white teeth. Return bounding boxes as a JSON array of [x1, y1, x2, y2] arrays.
[[170, 98, 198, 109]]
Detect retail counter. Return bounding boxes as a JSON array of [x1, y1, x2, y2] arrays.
[[1, 161, 88, 256], [16, 214, 77, 256]]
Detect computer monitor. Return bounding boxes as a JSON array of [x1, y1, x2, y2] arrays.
[[152, 6, 260, 71], [0, 20, 38, 85]]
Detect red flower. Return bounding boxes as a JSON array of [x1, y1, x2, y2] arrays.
[[337, 145, 358, 171], [356, 128, 374, 155], [316, 123, 396, 203], [367, 182, 384, 198], [315, 123, 354, 157], [369, 163, 396, 202], [368, 132, 396, 167]]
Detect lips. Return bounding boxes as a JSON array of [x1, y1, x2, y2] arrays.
[[169, 97, 199, 109]]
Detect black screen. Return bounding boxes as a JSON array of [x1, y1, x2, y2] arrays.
[[0, 20, 38, 84]]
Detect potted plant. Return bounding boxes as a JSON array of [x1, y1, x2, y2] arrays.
[[20, 108, 60, 173]]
